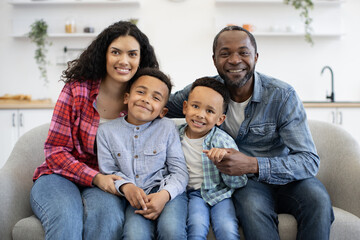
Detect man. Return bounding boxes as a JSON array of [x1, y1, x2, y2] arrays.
[[166, 25, 334, 240]]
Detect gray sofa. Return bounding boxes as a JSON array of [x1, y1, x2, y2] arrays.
[[1, 120, 360, 240]]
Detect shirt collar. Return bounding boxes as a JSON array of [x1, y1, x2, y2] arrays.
[[251, 71, 262, 103]]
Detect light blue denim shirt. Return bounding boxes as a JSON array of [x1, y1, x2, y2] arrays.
[[97, 117, 189, 200], [166, 72, 319, 185]]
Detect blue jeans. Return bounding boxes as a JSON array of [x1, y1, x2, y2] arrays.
[[122, 191, 188, 240], [187, 189, 240, 240], [30, 174, 126, 240], [233, 177, 334, 240]]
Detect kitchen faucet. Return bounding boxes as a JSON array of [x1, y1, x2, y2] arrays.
[[321, 65, 335, 102]]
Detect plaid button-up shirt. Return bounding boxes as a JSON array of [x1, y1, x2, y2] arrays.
[[179, 124, 247, 206], [33, 79, 120, 187]]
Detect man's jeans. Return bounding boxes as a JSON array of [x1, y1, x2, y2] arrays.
[[233, 177, 334, 240], [30, 174, 126, 240], [122, 191, 188, 240], [187, 189, 240, 240]]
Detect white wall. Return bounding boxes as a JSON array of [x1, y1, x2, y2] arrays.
[[1, 0, 360, 103]]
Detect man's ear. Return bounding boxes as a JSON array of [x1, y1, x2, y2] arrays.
[[159, 107, 169, 118], [182, 100, 188, 115], [212, 54, 216, 67], [216, 114, 226, 126], [124, 92, 130, 104]]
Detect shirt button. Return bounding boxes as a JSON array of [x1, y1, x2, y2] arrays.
[[153, 150, 157, 154], [117, 153, 121, 157], [134, 135, 138, 139], [134, 155, 138, 159], [136, 175, 139, 178], [136, 127, 140, 130]]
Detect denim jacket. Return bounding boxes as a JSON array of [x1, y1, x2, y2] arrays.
[[166, 72, 319, 185]]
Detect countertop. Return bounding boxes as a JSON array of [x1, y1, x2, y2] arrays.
[[302, 102, 360, 108], [0, 99, 55, 109]]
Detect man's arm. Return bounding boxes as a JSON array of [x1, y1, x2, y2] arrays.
[[216, 90, 319, 185]]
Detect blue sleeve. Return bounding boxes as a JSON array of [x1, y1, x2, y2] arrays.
[[166, 83, 192, 118], [256, 90, 320, 184], [96, 124, 133, 194]]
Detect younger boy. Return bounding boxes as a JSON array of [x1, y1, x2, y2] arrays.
[[97, 68, 189, 240], [179, 77, 247, 240]]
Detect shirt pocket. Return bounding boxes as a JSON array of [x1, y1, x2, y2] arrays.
[[243, 123, 278, 147], [110, 149, 132, 175], [144, 143, 167, 173]]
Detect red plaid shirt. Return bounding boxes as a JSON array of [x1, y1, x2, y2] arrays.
[[33, 79, 105, 187]]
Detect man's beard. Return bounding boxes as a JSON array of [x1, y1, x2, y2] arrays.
[[221, 68, 254, 89]]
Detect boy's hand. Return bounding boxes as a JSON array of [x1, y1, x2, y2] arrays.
[[203, 148, 228, 163], [121, 183, 149, 210], [93, 173, 123, 196], [135, 190, 170, 220]]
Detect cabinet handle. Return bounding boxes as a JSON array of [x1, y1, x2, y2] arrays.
[[19, 113, 23, 127], [331, 111, 335, 124], [12, 113, 16, 127], [338, 111, 343, 125]]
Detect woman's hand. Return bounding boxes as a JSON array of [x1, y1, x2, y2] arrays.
[[93, 173, 123, 196]]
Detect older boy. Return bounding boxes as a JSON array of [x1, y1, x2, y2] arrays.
[[179, 77, 247, 240], [97, 68, 188, 240]]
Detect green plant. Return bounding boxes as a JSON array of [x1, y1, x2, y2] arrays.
[[28, 19, 52, 85], [284, 0, 314, 45]]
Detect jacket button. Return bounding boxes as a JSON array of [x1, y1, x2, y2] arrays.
[[117, 153, 121, 157]]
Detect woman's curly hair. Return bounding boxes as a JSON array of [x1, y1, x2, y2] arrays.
[[61, 21, 159, 83]]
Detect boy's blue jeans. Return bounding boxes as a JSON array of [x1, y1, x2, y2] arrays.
[[122, 190, 188, 240], [233, 177, 334, 240], [187, 189, 240, 240], [30, 174, 126, 240]]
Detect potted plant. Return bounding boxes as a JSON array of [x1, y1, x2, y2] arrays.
[[28, 19, 52, 85], [284, 0, 314, 45]]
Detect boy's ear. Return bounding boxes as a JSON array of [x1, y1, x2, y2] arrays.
[[182, 100, 188, 115], [159, 107, 168, 118], [216, 113, 226, 126], [124, 92, 130, 104]]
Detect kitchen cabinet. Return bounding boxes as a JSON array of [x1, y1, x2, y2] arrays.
[[304, 103, 360, 144], [215, 0, 344, 38], [0, 108, 53, 168]]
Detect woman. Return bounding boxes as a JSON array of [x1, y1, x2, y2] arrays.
[[30, 21, 159, 240]]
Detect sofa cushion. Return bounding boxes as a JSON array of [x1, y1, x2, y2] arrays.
[[15, 207, 360, 240]]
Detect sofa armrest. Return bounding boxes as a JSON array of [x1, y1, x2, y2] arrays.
[[0, 123, 50, 240], [309, 120, 360, 218]]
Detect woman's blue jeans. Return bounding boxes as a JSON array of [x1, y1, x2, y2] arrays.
[[122, 191, 188, 240], [233, 177, 334, 240], [187, 189, 240, 240], [30, 174, 126, 240]]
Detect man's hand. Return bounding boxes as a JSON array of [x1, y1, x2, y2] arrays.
[[93, 173, 122, 196], [213, 148, 259, 176], [135, 190, 170, 220], [203, 148, 227, 163], [121, 183, 149, 210]]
